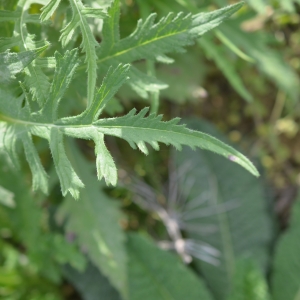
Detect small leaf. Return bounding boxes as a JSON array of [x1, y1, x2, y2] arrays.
[[49, 129, 84, 199], [21, 130, 49, 194], [40, 0, 62, 21], [93, 131, 117, 186]]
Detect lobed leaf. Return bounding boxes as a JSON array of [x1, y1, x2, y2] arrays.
[[0, 83, 259, 198], [60, 0, 106, 107], [49, 129, 84, 199], [92, 108, 259, 177], [40, 0, 62, 21], [92, 0, 244, 98]]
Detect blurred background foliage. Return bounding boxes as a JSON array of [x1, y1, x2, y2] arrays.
[[1, 0, 300, 299]]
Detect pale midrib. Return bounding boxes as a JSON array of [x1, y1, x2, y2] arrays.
[[0, 112, 219, 142], [76, 27, 188, 72], [0, 112, 207, 138]]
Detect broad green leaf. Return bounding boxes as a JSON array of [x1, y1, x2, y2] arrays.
[[173, 119, 273, 299], [63, 263, 121, 300], [271, 194, 300, 300], [227, 259, 271, 300], [127, 233, 213, 300], [57, 142, 127, 296]]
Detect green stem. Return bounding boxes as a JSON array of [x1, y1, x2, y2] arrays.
[[147, 59, 160, 114]]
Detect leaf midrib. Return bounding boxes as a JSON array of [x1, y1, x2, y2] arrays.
[[76, 27, 189, 72]]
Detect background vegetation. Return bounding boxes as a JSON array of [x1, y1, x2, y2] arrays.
[[0, 0, 300, 299]]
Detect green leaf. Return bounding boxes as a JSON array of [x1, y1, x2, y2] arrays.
[[57, 142, 127, 296], [93, 0, 243, 98], [173, 119, 273, 299], [40, 0, 62, 21], [0, 50, 40, 82], [0, 98, 259, 199], [9, 3, 51, 106], [271, 194, 300, 300], [60, 0, 104, 107], [127, 233, 213, 300], [91, 108, 259, 177], [41, 49, 79, 122], [227, 259, 271, 300], [0, 10, 20, 22], [49, 129, 84, 199], [20, 129, 48, 194], [0, 4, 258, 199], [63, 263, 121, 300], [0, 36, 21, 52], [0, 150, 85, 282], [62, 64, 130, 124]]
